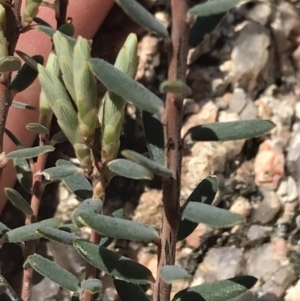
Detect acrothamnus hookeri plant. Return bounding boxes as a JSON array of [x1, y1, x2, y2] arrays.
[[0, 0, 275, 301]]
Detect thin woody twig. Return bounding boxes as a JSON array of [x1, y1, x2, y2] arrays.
[[21, 138, 49, 301], [56, 0, 69, 28], [0, 0, 22, 182], [153, 0, 189, 301]]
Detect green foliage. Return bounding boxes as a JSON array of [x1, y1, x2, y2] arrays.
[[78, 212, 159, 242], [173, 276, 257, 301], [73, 239, 155, 284], [72, 198, 103, 228], [6, 145, 55, 159], [13, 158, 32, 193], [115, 0, 168, 38], [142, 111, 164, 165], [121, 149, 172, 177], [10, 54, 44, 94], [178, 176, 218, 241], [4, 187, 33, 216], [101, 33, 138, 163], [114, 279, 150, 301], [160, 266, 192, 284], [0, 56, 21, 72], [0, 222, 9, 236], [180, 202, 244, 228], [108, 158, 154, 180], [90, 58, 164, 114], [188, 0, 244, 17], [26, 254, 80, 291], [160, 79, 192, 98], [80, 279, 102, 294], [187, 120, 275, 141], [5, 218, 61, 243], [56, 160, 93, 200], [36, 227, 79, 245], [0, 0, 275, 300], [26, 123, 49, 135], [41, 163, 82, 181]]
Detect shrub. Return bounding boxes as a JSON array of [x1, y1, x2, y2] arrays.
[[0, 0, 274, 301]]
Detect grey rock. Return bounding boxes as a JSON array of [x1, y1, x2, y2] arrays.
[[194, 247, 244, 282], [247, 225, 267, 241], [277, 176, 298, 204], [261, 265, 296, 298], [251, 189, 282, 224], [230, 21, 270, 92], [246, 243, 280, 281]]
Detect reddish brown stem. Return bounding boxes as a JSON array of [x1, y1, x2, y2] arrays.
[[81, 164, 103, 301], [21, 139, 49, 301], [56, 0, 69, 28], [153, 1, 189, 301], [0, 1, 22, 182]]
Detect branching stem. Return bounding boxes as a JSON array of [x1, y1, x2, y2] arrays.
[[153, 1, 189, 301]]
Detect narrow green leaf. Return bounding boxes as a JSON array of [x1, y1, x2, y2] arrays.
[[40, 164, 82, 181], [0, 222, 10, 235], [180, 202, 244, 228], [58, 223, 77, 233], [15, 50, 40, 71], [101, 33, 138, 163], [112, 208, 126, 219], [178, 176, 218, 241], [50, 131, 68, 145], [142, 111, 164, 165], [53, 31, 76, 100], [115, 0, 168, 38], [72, 199, 103, 228], [160, 266, 192, 284], [173, 276, 257, 301], [13, 158, 32, 193], [36, 227, 79, 245], [73, 36, 98, 140], [108, 159, 153, 180], [0, 282, 6, 294], [189, 14, 225, 47], [114, 279, 150, 301], [81, 279, 102, 294], [5, 218, 61, 243], [11, 54, 44, 93], [27, 254, 80, 291], [188, 120, 275, 141], [33, 16, 52, 27], [35, 24, 77, 46], [11, 101, 37, 111], [4, 187, 33, 216], [189, 0, 244, 17], [78, 212, 159, 242], [57, 160, 93, 200], [0, 274, 19, 301], [4, 128, 24, 148], [122, 150, 171, 177], [0, 56, 21, 72], [159, 79, 192, 97], [59, 23, 75, 37], [73, 239, 155, 284], [99, 236, 114, 248], [37, 64, 79, 144], [26, 123, 49, 135], [90, 58, 164, 114], [6, 145, 55, 159]]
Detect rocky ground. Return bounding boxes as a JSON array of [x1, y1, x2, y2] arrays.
[[28, 0, 300, 300]]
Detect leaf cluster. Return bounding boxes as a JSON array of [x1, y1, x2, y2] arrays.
[[0, 0, 275, 300]]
